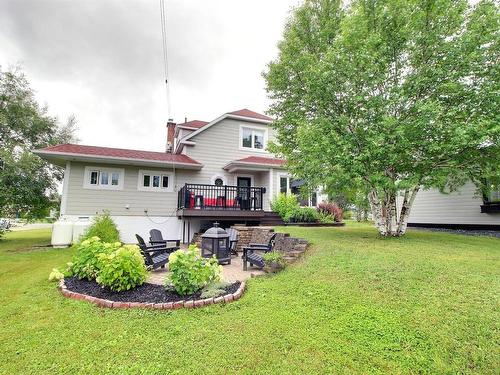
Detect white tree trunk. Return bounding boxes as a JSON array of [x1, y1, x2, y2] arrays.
[[368, 186, 420, 237]]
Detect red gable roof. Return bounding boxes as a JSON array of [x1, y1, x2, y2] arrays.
[[233, 156, 286, 166], [179, 120, 209, 129], [36, 144, 202, 165], [228, 109, 273, 121]]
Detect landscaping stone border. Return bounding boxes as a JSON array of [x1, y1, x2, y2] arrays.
[[58, 279, 246, 310]]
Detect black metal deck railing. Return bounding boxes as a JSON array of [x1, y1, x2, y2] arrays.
[[177, 183, 265, 211]]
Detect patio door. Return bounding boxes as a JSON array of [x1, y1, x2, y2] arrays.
[[237, 177, 252, 210]]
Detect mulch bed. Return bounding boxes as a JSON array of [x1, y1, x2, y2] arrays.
[[64, 276, 241, 304]]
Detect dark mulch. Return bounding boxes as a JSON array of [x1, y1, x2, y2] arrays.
[[409, 227, 500, 238], [64, 277, 241, 304]]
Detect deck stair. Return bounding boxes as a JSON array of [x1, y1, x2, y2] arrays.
[[260, 212, 285, 226]]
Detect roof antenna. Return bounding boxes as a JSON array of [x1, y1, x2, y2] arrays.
[[160, 0, 172, 120]]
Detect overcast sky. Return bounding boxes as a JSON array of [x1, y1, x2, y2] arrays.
[[0, 0, 298, 151]]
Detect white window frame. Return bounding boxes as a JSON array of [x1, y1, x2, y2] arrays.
[[137, 170, 174, 192], [83, 166, 124, 190], [239, 124, 268, 152], [277, 173, 291, 195]]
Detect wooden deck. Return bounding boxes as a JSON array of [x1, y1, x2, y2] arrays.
[[177, 209, 266, 219]]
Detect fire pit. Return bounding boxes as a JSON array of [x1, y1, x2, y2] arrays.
[[201, 222, 231, 265]]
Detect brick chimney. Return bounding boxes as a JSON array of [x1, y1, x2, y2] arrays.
[[166, 119, 176, 153]]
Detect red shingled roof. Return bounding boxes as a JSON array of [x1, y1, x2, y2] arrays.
[[233, 156, 286, 166], [36, 144, 202, 165], [179, 120, 209, 129], [228, 109, 272, 121]]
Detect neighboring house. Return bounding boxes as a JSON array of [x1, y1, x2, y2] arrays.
[[35, 109, 326, 243], [407, 182, 500, 229]]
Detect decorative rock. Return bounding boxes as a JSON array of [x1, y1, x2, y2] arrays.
[[129, 302, 144, 308], [163, 302, 174, 310], [172, 300, 184, 309], [202, 298, 214, 306], [98, 299, 113, 308], [113, 301, 130, 309], [84, 295, 98, 304], [214, 296, 224, 304], [59, 278, 247, 310]]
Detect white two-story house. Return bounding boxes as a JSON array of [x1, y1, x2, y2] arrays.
[[35, 109, 326, 243]]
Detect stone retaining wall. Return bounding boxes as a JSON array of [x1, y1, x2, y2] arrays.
[[193, 225, 308, 264]]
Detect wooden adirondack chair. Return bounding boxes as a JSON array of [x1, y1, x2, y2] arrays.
[[242, 232, 277, 271]]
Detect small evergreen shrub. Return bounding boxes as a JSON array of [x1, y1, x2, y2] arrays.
[[200, 281, 231, 299], [166, 245, 222, 296], [70, 237, 121, 280], [81, 212, 120, 243], [96, 245, 148, 292], [317, 202, 343, 222]]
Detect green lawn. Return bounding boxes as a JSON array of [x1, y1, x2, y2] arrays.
[[0, 224, 498, 374]]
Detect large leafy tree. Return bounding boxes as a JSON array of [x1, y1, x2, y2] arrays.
[[0, 66, 78, 219], [265, 0, 499, 236]]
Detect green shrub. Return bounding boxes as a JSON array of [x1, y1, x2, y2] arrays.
[[96, 245, 148, 292], [271, 193, 300, 221], [318, 212, 334, 223], [70, 237, 121, 280], [48, 268, 65, 282], [166, 245, 222, 296], [263, 251, 287, 267], [81, 212, 120, 243], [200, 281, 231, 299], [343, 210, 353, 220], [287, 206, 319, 223]]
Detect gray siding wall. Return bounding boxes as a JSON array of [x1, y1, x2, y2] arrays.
[[185, 118, 284, 210], [65, 162, 196, 216], [409, 182, 500, 225]]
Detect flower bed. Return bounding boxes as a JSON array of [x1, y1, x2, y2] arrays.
[[59, 277, 246, 309]]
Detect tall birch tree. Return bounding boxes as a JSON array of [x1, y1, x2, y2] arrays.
[[264, 0, 499, 236]]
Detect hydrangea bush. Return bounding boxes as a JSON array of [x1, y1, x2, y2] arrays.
[[166, 245, 222, 296]]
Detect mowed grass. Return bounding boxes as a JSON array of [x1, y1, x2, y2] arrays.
[[0, 224, 498, 374]]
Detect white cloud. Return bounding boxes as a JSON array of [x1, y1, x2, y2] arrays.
[[0, 0, 299, 152]]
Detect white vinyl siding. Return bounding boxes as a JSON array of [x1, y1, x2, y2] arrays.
[[408, 182, 500, 225], [185, 118, 282, 211], [66, 162, 195, 216]]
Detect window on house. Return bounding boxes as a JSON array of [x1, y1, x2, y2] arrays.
[[84, 167, 123, 190], [139, 170, 173, 192], [214, 178, 224, 187], [484, 181, 500, 203], [280, 177, 288, 194], [241, 126, 266, 150], [90, 171, 99, 185], [100, 171, 109, 185], [111, 172, 119, 186]]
